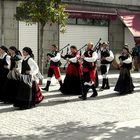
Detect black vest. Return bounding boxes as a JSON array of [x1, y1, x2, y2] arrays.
[[83, 49, 96, 70], [21, 57, 31, 74], [101, 49, 112, 64], [50, 51, 61, 66], [0, 55, 9, 75], [10, 55, 21, 70], [119, 54, 132, 69]]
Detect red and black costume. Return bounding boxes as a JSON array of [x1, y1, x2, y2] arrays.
[[79, 49, 98, 100], [42, 51, 62, 91], [60, 51, 83, 95]]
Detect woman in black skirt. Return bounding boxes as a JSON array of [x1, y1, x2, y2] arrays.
[[60, 45, 83, 95], [0, 46, 11, 102], [114, 46, 134, 95], [2, 46, 22, 103], [14, 47, 44, 109]]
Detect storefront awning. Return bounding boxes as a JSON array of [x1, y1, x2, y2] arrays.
[[65, 9, 117, 20], [118, 11, 140, 44]]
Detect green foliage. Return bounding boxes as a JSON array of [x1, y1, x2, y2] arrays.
[[15, 0, 69, 28]]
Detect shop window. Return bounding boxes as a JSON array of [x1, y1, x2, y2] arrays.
[[77, 18, 94, 25], [66, 17, 109, 26], [65, 17, 76, 25], [94, 19, 109, 26]]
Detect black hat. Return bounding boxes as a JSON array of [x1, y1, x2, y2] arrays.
[[0, 45, 8, 53], [123, 44, 129, 52]]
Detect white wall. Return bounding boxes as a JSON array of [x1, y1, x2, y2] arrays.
[[19, 21, 38, 62]]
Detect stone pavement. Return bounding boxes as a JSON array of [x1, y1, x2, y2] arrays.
[[0, 71, 140, 140]]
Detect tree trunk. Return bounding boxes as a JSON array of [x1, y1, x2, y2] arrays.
[[39, 23, 45, 85]]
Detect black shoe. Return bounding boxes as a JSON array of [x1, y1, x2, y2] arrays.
[[41, 87, 48, 91], [99, 87, 104, 91], [79, 95, 87, 100], [104, 86, 110, 89], [90, 92, 98, 98]]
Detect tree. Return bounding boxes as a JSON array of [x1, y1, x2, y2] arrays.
[[15, 0, 68, 74]]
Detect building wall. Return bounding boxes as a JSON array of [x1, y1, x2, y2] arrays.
[[109, 18, 124, 53], [84, 0, 140, 6], [63, 0, 140, 7], [0, 1, 18, 47], [0, 0, 140, 72], [41, 23, 59, 73]]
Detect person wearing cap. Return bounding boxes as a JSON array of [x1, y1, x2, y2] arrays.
[[0, 45, 11, 101], [98, 42, 114, 91], [114, 46, 134, 95], [79, 42, 98, 100]]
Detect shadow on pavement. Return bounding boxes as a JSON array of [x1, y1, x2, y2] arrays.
[[0, 107, 18, 114], [0, 121, 140, 140]]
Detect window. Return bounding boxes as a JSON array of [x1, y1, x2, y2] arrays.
[[94, 19, 109, 26], [77, 18, 94, 25], [66, 17, 109, 26], [65, 18, 76, 25]]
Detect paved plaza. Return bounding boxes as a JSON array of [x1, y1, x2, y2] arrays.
[[0, 71, 140, 140]]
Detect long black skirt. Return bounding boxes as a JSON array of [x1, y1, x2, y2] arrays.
[[114, 68, 134, 94], [2, 79, 20, 103], [60, 74, 83, 95], [13, 75, 33, 109], [14, 81, 33, 109], [0, 70, 9, 101]]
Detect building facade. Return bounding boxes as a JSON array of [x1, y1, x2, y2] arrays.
[[0, 0, 140, 72]]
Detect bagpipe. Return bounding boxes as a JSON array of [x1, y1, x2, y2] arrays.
[[93, 38, 102, 52], [61, 44, 87, 70], [47, 43, 70, 58], [45, 44, 70, 67]]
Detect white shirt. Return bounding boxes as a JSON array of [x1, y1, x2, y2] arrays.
[[50, 52, 61, 62], [20, 55, 39, 76], [84, 51, 98, 62], [105, 50, 114, 62], [123, 55, 132, 64]]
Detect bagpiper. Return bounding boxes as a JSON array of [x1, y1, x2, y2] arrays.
[[98, 42, 114, 91], [79, 42, 98, 100]]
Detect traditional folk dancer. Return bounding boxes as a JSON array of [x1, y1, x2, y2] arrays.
[[79, 42, 98, 100], [98, 42, 114, 91], [2, 46, 22, 103], [14, 47, 44, 109], [42, 44, 62, 91], [114, 46, 134, 95], [60, 45, 83, 95], [0, 46, 11, 102]]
